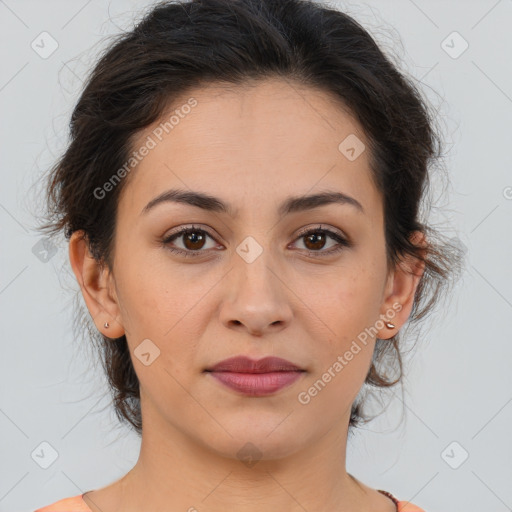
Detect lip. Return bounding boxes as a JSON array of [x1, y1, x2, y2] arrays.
[[204, 356, 305, 396], [206, 356, 303, 373]]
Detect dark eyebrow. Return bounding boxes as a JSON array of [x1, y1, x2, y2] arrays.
[[140, 188, 364, 217]]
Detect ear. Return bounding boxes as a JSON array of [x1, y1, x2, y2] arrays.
[[68, 230, 125, 338], [377, 230, 427, 339]]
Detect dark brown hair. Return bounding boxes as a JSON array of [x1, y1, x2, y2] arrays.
[[37, 0, 463, 435]]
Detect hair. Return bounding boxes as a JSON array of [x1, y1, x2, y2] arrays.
[[36, 0, 464, 436]]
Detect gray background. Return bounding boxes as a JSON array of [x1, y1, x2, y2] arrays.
[[1, 1, 511, 511]]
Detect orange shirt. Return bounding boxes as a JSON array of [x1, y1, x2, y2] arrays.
[[33, 491, 426, 512]]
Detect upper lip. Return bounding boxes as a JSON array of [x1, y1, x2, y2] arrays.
[[205, 356, 304, 373]]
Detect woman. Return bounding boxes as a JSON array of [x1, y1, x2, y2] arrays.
[[34, 0, 460, 510]]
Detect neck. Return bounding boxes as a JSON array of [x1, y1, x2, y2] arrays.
[[108, 413, 369, 511]]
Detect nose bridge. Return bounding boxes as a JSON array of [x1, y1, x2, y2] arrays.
[[233, 232, 283, 300], [219, 233, 293, 334]]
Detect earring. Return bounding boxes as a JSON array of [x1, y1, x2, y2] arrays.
[[385, 321, 395, 329], [104, 322, 110, 328]]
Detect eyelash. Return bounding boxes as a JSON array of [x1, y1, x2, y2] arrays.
[[161, 224, 351, 258]]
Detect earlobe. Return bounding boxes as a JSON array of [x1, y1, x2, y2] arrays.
[[377, 231, 427, 339], [68, 230, 125, 339]]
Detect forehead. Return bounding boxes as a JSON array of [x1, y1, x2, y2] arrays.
[[119, 78, 380, 219]]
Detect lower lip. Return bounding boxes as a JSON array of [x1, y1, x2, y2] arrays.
[[208, 371, 304, 396]]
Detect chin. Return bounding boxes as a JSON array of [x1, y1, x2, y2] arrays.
[[197, 416, 308, 463]]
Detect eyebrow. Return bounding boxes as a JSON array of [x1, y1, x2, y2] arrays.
[[140, 188, 364, 217]]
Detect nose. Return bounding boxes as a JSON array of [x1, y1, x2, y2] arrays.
[[218, 254, 293, 337]]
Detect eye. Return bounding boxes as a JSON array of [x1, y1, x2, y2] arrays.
[[161, 224, 351, 258], [161, 225, 220, 257], [291, 225, 351, 256]]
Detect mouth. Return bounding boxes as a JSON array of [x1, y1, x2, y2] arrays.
[[204, 356, 306, 396]]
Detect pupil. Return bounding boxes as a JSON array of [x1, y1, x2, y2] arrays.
[[307, 232, 324, 250], [186, 231, 204, 249]]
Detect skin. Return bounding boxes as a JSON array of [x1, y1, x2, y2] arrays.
[[69, 78, 425, 512]]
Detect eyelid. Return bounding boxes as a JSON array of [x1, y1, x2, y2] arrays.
[[290, 225, 352, 254], [294, 224, 347, 241], [162, 224, 221, 250]]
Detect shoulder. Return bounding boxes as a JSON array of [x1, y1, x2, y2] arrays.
[[34, 494, 91, 512], [397, 501, 426, 512], [378, 489, 425, 512]]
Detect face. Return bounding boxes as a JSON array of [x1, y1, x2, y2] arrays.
[[73, 78, 420, 461]]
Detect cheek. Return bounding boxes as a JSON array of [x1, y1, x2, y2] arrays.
[[115, 245, 196, 329], [308, 261, 383, 333], [304, 287, 377, 412], [301, 259, 383, 383], [115, 253, 218, 363]]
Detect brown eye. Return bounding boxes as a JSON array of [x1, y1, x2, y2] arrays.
[[162, 224, 351, 259], [303, 231, 327, 251], [162, 225, 219, 257], [292, 226, 351, 256], [181, 229, 207, 250]]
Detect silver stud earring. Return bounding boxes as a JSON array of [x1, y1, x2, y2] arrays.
[[104, 322, 110, 328], [385, 321, 395, 329]]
